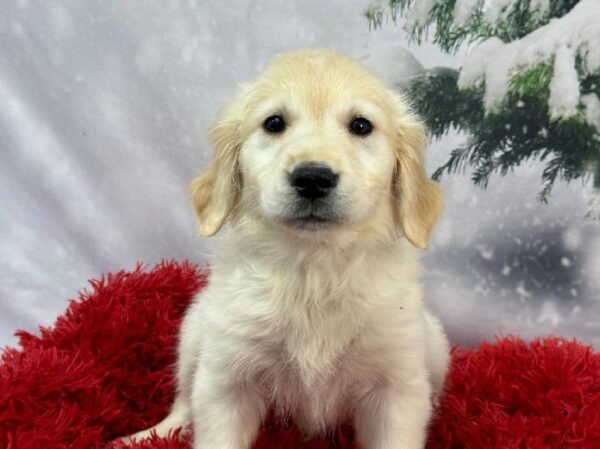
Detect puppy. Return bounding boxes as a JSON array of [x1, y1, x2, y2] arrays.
[[128, 49, 450, 449]]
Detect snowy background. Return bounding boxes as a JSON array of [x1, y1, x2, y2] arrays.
[[1, 0, 599, 348]]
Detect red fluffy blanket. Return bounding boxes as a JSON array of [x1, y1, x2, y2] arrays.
[[1, 261, 599, 449]]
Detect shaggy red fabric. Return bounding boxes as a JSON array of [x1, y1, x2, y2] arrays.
[[1, 261, 599, 449]]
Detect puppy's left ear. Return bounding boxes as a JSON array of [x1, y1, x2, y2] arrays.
[[189, 96, 245, 237], [391, 95, 443, 250]]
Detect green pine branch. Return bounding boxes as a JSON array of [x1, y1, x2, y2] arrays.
[[410, 68, 600, 200], [367, 0, 581, 52], [367, 0, 600, 199]]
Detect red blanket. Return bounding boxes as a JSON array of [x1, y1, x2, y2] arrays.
[[1, 261, 599, 449]]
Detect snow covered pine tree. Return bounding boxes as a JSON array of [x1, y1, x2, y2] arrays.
[[368, 0, 600, 204]]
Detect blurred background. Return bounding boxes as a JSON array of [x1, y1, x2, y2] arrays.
[[1, 0, 599, 348]]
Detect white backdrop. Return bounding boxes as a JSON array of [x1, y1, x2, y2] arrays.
[[1, 0, 599, 348]]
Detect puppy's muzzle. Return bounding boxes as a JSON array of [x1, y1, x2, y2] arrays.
[[290, 163, 339, 201]]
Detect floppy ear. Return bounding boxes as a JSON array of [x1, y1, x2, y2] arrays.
[[391, 97, 444, 250], [189, 99, 245, 237]]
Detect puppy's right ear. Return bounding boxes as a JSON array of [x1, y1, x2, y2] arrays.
[[190, 96, 246, 237], [389, 93, 444, 250]]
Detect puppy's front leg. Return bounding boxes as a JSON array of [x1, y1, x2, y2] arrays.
[[355, 377, 432, 449], [191, 372, 266, 449]]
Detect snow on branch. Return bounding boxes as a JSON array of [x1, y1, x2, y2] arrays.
[[404, 0, 438, 31], [403, 0, 543, 31], [458, 0, 600, 120], [451, 0, 550, 26]]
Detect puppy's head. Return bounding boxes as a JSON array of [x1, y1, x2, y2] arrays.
[[191, 50, 442, 249]]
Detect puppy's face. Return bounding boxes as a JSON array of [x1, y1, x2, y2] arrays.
[[191, 50, 443, 249], [238, 64, 396, 233]]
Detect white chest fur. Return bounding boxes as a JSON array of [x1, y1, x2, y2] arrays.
[[196, 229, 426, 432]]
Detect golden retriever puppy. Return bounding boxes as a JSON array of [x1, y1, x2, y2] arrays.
[[127, 49, 449, 449]]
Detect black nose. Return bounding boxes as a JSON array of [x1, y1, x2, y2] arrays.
[[290, 163, 339, 200]]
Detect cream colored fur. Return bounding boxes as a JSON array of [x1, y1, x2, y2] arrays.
[[126, 49, 450, 449]]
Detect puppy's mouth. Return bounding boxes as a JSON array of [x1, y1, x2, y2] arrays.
[[280, 203, 343, 231], [286, 213, 333, 229]]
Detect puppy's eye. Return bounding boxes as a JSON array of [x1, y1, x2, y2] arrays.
[[349, 117, 373, 136], [263, 115, 286, 134]]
